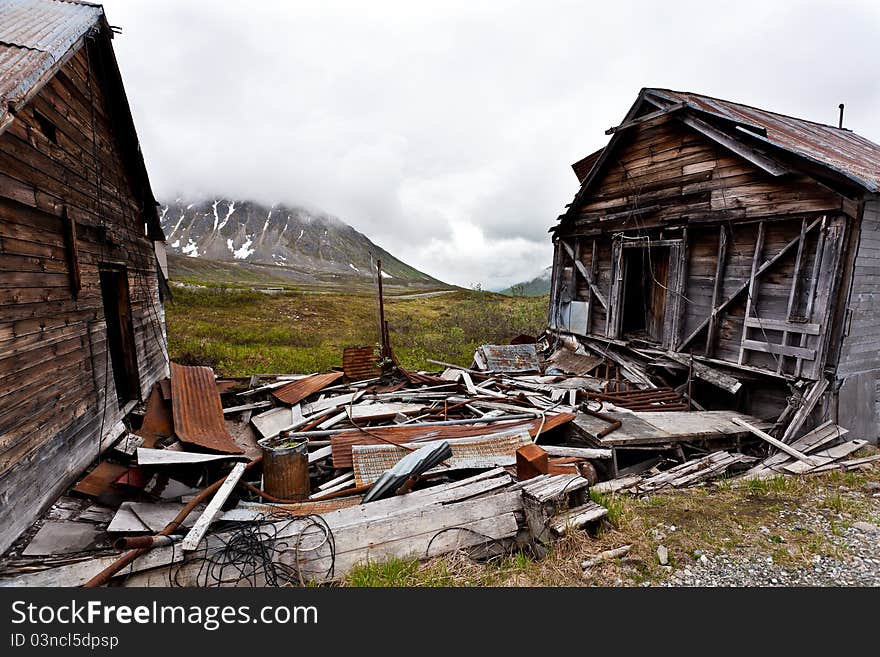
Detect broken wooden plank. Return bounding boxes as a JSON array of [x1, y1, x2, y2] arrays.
[[780, 378, 829, 444], [592, 475, 642, 494], [136, 448, 248, 466], [549, 502, 608, 535], [519, 473, 591, 504], [540, 445, 612, 459], [309, 477, 355, 499], [731, 417, 819, 466], [181, 462, 248, 551], [309, 445, 333, 464], [317, 471, 355, 491], [783, 440, 868, 474], [660, 351, 742, 394]]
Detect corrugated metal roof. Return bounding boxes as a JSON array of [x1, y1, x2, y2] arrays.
[[646, 88, 880, 192], [0, 0, 102, 116], [273, 371, 345, 405]]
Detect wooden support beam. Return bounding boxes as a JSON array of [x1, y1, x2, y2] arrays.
[[731, 418, 819, 467], [743, 318, 820, 334], [661, 351, 741, 394], [796, 217, 826, 377], [741, 339, 815, 360], [780, 378, 829, 444], [780, 218, 808, 374], [739, 220, 766, 365], [705, 225, 727, 357], [677, 216, 823, 351], [605, 102, 687, 134], [560, 240, 608, 309], [181, 462, 247, 551]]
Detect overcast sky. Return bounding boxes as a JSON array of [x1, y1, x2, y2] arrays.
[[103, 0, 880, 289]]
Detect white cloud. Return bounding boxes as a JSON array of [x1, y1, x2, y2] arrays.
[[104, 0, 880, 287]]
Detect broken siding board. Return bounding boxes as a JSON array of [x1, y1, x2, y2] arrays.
[[181, 462, 247, 551], [782, 440, 868, 474]]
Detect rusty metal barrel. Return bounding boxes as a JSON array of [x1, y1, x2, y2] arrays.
[[258, 434, 310, 500]]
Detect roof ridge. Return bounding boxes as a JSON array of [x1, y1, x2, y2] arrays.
[[647, 87, 849, 132]]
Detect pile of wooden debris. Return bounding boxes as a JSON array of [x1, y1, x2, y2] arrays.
[[1, 340, 875, 588]]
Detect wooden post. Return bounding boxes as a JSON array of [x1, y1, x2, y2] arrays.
[[796, 217, 826, 378], [779, 218, 808, 374], [739, 221, 765, 365], [704, 225, 727, 357]]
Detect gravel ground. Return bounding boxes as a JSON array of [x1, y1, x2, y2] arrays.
[[660, 484, 880, 587]]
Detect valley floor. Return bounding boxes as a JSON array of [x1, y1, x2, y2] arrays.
[[166, 287, 547, 376]]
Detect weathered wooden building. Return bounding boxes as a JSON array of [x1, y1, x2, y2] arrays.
[[550, 88, 880, 444], [0, 0, 168, 552]]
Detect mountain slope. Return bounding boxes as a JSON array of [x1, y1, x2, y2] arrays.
[[499, 266, 552, 296], [160, 199, 447, 289]]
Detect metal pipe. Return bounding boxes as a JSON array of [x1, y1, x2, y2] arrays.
[[838, 103, 845, 129], [580, 408, 622, 439], [113, 534, 182, 550]]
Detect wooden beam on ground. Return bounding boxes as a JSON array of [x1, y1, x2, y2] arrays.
[[180, 462, 247, 551], [731, 418, 818, 467], [541, 445, 612, 459]]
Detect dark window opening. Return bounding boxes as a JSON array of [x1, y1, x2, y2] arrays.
[[99, 266, 140, 406], [621, 246, 670, 343], [33, 110, 58, 144]]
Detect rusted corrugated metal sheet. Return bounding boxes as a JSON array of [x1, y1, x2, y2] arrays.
[[475, 344, 539, 373], [342, 346, 380, 381], [545, 347, 603, 376], [0, 0, 102, 120], [170, 363, 243, 454], [330, 412, 575, 468], [647, 88, 880, 192], [272, 371, 344, 405]]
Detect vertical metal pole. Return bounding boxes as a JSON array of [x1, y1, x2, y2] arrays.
[[376, 258, 391, 361]]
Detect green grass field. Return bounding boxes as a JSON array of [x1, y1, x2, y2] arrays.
[[166, 287, 548, 376]]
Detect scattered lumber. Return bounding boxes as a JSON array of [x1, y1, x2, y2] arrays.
[[7, 341, 876, 590]]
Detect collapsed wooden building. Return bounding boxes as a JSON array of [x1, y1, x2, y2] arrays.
[[0, 0, 168, 553], [549, 88, 880, 445]]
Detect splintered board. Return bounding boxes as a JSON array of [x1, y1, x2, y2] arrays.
[[573, 410, 769, 446]]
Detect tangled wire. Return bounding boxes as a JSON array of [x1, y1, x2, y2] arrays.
[[163, 514, 336, 587]]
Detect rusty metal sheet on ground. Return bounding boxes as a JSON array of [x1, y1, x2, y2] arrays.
[[72, 462, 130, 498], [545, 347, 604, 376], [476, 344, 539, 372], [330, 412, 575, 468], [343, 346, 380, 381], [170, 363, 243, 454], [352, 431, 533, 486], [272, 371, 344, 405]]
